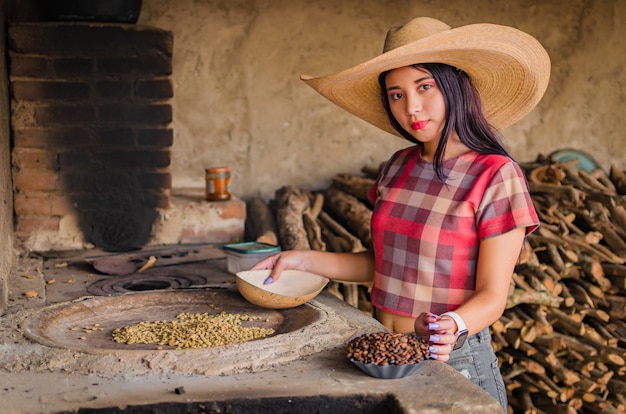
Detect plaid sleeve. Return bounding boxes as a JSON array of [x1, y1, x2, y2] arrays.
[[476, 161, 539, 240]]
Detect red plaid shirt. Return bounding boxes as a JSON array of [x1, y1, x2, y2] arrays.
[[368, 146, 539, 317]]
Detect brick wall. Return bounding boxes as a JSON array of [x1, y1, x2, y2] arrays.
[[9, 22, 174, 251]]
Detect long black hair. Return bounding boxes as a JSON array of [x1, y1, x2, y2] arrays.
[[378, 63, 512, 180]]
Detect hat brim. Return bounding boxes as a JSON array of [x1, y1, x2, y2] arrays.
[[301, 23, 550, 135]]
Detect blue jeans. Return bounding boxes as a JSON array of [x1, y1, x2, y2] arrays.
[[446, 328, 507, 413]]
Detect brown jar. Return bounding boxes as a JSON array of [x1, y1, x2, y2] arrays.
[[205, 167, 231, 201]]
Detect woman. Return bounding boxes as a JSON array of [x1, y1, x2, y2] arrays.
[[253, 16, 550, 412]]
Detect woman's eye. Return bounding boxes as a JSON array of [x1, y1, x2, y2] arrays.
[[419, 82, 435, 91], [389, 92, 403, 101]]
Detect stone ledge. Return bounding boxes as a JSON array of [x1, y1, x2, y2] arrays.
[[151, 187, 245, 245], [17, 188, 246, 252]]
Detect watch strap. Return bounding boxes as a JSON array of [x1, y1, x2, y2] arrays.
[[440, 311, 467, 334]]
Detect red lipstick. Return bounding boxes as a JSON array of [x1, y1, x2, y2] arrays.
[[411, 120, 429, 131]]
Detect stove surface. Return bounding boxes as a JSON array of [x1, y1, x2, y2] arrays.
[[1, 247, 501, 413]]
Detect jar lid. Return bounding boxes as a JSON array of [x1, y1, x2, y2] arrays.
[[223, 242, 281, 254], [206, 166, 230, 173]]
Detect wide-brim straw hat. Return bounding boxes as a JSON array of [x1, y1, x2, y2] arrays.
[[300, 17, 551, 135]]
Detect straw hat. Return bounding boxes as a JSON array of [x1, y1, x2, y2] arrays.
[[300, 17, 550, 134]]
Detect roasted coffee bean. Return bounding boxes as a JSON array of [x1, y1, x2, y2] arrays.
[[347, 331, 428, 365]]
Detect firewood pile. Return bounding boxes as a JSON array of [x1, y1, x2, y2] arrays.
[[244, 153, 626, 414]]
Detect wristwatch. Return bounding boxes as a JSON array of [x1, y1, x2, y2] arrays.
[[441, 311, 469, 350]]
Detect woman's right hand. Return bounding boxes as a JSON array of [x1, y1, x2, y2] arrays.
[[250, 250, 310, 284], [251, 250, 375, 286]]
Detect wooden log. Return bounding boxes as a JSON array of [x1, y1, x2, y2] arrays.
[[562, 279, 597, 308], [358, 285, 374, 315], [324, 186, 372, 249], [331, 173, 375, 205], [318, 211, 365, 253], [581, 208, 626, 257], [567, 278, 608, 304], [600, 262, 626, 292], [566, 232, 626, 264], [491, 327, 509, 351], [558, 246, 579, 267], [512, 271, 538, 292], [607, 379, 626, 400], [553, 209, 585, 236], [531, 306, 554, 336], [549, 307, 585, 337], [604, 293, 626, 319], [302, 192, 326, 251], [563, 166, 598, 193], [553, 404, 578, 414], [361, 162, 385, 180], [519, 239, 541, 266], [610, 165, 626, 195], [580, 256, 614, 293], [606, 203, 626, 234], [245, 197, 279, 245], [518, 388, 541, 414], [606, 320, 626, 346], [589, 168, 617, 193], [529, 164, 567, 185], [507, 288, 563, 309], [532, 333, 566, 352], [319, 220, 344, 253], [341, 283, 359, 309], [303, 213, 325, 251], [530, 230, 623, 264], [556, 281, 576, 308], [578, 169, 616, 194], [589, 350, 626, 367], [542, 352, 581, 386], [577, 307, 611, 323], [501, 309, 527, 330], [502, 360, 526, 382], [576, 376, 601, 394], [326, 281, 343, 301], [528, 182, 585, 206], [519, 371, 567, 403], [581, 400, 621, 414], [519, 330, 539, 349], [564, 397, 583, 412], [546, 243, 566, 272], [274, 186, 311, 250]]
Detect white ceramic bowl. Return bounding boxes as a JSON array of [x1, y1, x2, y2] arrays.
[[235, 269, 329, 309]]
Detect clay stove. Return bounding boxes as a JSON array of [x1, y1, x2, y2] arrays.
[[1, 250, 501, 413]]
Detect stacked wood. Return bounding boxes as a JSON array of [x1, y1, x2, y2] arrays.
[[501, 157, 626, 414], [245, 155, 626, 414]]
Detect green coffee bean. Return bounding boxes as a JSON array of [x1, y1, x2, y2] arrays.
[[111, 312, 275, 349]]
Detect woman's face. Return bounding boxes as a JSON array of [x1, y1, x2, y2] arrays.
[[385, 66, 447, 154]]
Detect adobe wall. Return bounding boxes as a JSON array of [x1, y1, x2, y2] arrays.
[[139, 0, 626, 200]]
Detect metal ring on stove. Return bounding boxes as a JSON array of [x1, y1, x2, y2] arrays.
[[87, 272, 209, 295]]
